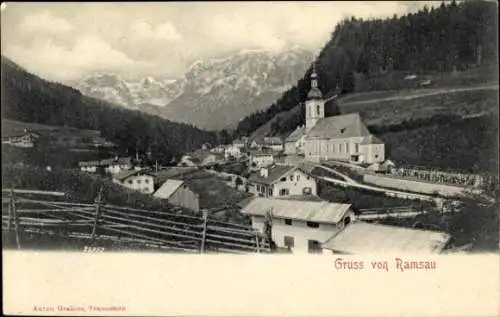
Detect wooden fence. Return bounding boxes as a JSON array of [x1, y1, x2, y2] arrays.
[[1, 188, 271, 253]]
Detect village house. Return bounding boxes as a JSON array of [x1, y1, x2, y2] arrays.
[[1, 130, 41, 148], [153, 171, 252, 213], [78, 156, 133, 174], [322, 221, 451, 254], [102, 157, 134, 174], [112, 169, 155, 194], [224, 144, 242, 160], [263, 137, 284, 152], [285, 65, 385, 165], [240, 197, 355, 253], [248, 150, 275, 169], [232, 137, 248, 149], [177, 155, 201, 167], [284, 126, 306, 155], [247, 164, 317, 198]]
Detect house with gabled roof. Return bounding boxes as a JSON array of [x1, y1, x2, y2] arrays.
[[240, 197, 355, 253], [112, 169, 155, 194], [247, 164, 317, 198]]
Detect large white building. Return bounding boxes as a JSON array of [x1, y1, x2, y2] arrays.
[[284, 66, 385, 165], [240, 197, 355, 253], [112, 169, 155, 194]]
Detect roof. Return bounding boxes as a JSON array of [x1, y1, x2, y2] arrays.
[[322, 221, 451, 254], [248, 165, 297, 185], [100, 157, 132, 166], [306, 113, 371, 140], [285, 126, 306, 142], [381, 159, 396, 167], [78, 160, 101, 167], [113, 169, 152, 181], [264, 137, 283, 145], [153, 179, 184, 199], [1, 131, 41, 139], [240, 197, 352, 224], [275, 195, 325, 202], [152, 167, 199, 184], [360, 135, 384, 145]]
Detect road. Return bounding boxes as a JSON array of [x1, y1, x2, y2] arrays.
[[339, 84, 499, 106]]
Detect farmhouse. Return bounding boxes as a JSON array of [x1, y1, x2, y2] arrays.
[[285, 66, 385, 165], [248, 149, 275, 169], [240, 197, 355, 253], [247, 164, 317, 198], [112, 169, 155, 194], [263, 137, 284, 152], [224, 145, 242, 160], [1, 130, 41, 148], [322, 221, 451, 254], [78, 156, 133, 174]]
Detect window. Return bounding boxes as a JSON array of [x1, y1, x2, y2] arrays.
[[339, 143, 342, 152], [145, 179, 149, 184], [136, 179, 142, 184], [128, 180, 133, 185], [279, 189, 289, 196], [375, 154, 379, 158], [308, 240, 323, 253], [280, 177, 287, 182], [346, 142, 349, 153], [256, 184, 261, 191], [290, 175, 294, 181], [296, 174, 300, 181], [268, 188, 273, 196], [284, 236, 295, 248], [306, 221, 320, 228], [284, 218, 292, 226], [307, 176, 311, 180], [143, 188, 149, 192], [316, 105, 320, 116], [354, 143, 359, 152]]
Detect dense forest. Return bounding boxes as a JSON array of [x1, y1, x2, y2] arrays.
[[1, 57, 218, 164], [233, 0, 498, 138]]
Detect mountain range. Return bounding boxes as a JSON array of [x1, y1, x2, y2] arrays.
[[74, 46, 313, 130]]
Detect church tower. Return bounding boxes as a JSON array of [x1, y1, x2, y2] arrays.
[[305, 62, 325, 130]]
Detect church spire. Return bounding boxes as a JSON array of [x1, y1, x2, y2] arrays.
[[307, 59, 322, 100]]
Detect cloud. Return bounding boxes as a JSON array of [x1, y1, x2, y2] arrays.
[[6, 35, 146, 81], [130, 20, 183, 41], [18, 10, 74, 34]]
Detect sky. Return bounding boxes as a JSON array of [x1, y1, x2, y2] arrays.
[[1, 1, 440, 83]]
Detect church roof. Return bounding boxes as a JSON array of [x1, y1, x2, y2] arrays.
[[305, 113, 371, 140]]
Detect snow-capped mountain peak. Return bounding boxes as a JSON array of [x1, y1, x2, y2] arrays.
[[74, 46, 312, 129]]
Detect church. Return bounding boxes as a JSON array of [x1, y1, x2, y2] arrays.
[[284, 66, 385, 165]]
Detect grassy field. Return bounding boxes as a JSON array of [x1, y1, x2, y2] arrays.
[[378, 115, 498, 174], [339, 86, 498, 127]]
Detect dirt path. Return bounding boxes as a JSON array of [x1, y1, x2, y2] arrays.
[[340, 84, 499, 106]]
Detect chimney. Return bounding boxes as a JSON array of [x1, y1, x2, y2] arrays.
[[260, 167, 268, 178]]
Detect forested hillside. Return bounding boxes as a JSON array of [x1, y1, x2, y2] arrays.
[[1, 57, 217, 164], [233, 0, 498, 138]]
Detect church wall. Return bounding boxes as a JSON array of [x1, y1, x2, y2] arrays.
[[361, 144, 385, 164]]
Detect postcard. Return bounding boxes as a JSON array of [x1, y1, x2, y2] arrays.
[[2, 1, 499, 316]]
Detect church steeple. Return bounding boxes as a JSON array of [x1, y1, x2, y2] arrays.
[[305, 59, 325, 130], [307, 62, 323, 99]]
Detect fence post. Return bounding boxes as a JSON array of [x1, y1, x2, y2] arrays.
[[91, 187, 104, 242], [200, 210, 208, 253], [255, 234, 260, 253], [11, 189, 21, 249], [7, 188, 14, 231]]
